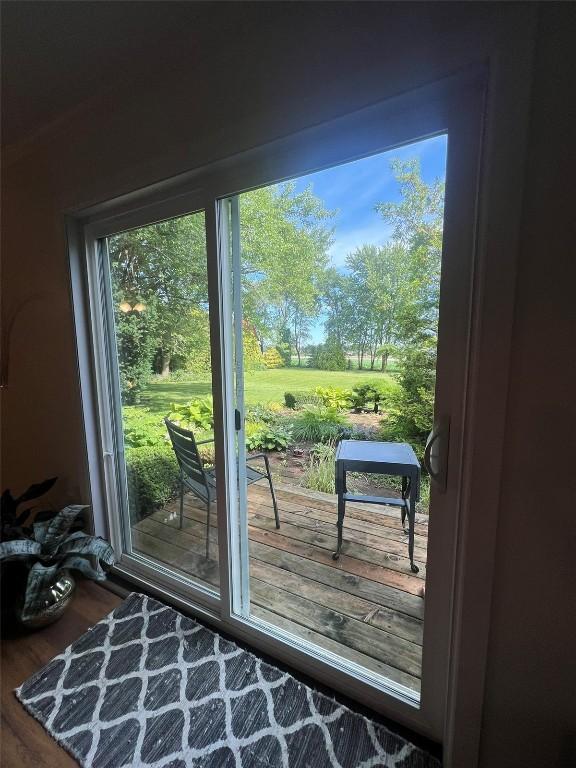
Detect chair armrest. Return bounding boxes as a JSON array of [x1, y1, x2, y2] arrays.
[[246, 452, 267, 461], [196, 438, 215, 445]]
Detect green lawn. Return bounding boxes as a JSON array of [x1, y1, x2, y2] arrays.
[[140, 367, 396, 414]]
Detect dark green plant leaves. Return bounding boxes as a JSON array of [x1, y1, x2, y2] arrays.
[[0, 476, 58, 542], [0, 539, 42, 561], [34, 505, 89, 552]]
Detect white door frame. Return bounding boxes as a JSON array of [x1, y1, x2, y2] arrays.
[[68, 68, 490, 748]]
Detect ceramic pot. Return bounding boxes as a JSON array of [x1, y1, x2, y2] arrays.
[[17, 570, 76, 629]]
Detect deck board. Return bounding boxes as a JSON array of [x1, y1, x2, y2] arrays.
[[172, 499, 426, 582], [250, 559, 423, 644], [247, 501, 428, 561], [248, 485, 429, 547], [251, 604, 420, 691], [132, 482, 428, 689]]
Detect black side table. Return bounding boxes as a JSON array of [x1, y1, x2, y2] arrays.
[[333, 440, 421, 573]]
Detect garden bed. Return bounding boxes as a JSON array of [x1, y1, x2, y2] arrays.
[[123, 382, 430, 522], [251, 408, 412, 506]]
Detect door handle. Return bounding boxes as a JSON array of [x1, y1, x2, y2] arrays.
[[235, 409, 242, 431], [424, 417, 450, 492]]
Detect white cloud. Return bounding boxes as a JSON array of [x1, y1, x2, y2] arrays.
[[328, 221, 395, 267]]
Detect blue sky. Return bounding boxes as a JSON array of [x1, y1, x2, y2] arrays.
[[292, 134, 447, 342]]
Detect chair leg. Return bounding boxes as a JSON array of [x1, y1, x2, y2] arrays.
[[179, 471, 184, 530], [205, 501, 210, 559], [263, 455, 280, 528]]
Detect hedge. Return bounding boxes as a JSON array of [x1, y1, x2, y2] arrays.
[[126, 442, 180, 522]]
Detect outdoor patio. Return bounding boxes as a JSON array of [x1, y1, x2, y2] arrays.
[[131, 481, 427, 692]]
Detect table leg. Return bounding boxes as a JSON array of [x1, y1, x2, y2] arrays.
[[333, 463, 345, 560], [401, 476, 409, 531], [408, 476, 419, 574]]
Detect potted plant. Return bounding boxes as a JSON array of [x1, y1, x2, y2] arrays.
[[0, 478, 115, 628]]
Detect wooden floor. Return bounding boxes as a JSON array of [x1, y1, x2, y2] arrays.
[[1, 581, 122, 768], [132, 481, 428, 691]]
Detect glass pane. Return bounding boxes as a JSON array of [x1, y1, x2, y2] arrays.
[[107, 210, 220, 595], [231, 135, 447, 696]]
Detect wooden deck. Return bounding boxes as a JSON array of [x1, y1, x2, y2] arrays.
[[132, 481, 428, 692]]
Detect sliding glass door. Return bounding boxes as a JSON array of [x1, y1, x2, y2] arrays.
[[88, 206, 225, 605], [74, 73, 485, 742], [225, 134, 447, 699]]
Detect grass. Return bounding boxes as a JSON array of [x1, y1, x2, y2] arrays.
[[302, 443, 337, 494], [141, 367, 396, 414]]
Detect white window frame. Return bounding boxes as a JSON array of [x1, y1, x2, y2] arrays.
[[68, 68, 488, 747]]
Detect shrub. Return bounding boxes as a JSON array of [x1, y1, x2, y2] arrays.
[[263, 347, 285, 368], [315, 386, 352, 410], [380, 339, 436, 460], [307, 340, 347, 370], [275, 343, 292, 367], [245, 422, 292, 452], [284, 392, 297, 409], [350, 380, 400, 413], [123, 407, 167, 448], [302, 443, 336, 494], [246, 403, 281, 424], [167, 397, 214, 431], [291, 406, 349, 443], [178, 306, 212, 375], [243, 323, 265, 371], [126, 443, 180, 522]]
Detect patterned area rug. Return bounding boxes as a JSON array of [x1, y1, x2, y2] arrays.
[[16, 593, 439, 767]]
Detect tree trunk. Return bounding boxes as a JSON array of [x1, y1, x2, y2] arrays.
[[381, 351, 388, 371], [296, 348, 301, 366], [160, 350, 171, 377]]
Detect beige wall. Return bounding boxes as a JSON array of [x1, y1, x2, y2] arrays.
[[0, 1, 526, 497], [2, 4, 574, 766], [0, 2, 516, 499]]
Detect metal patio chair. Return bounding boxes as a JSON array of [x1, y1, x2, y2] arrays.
[[164, 418, 280, 558]]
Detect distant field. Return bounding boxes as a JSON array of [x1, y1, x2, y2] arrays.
[[140, 367, 396, 414]]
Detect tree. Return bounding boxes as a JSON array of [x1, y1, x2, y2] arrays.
[[239, 183, 335, 352], [321, 267, 356, 351], [108, 184, 333, 400], [374, 158, 445, 451], [308, 337, 347, 370], [290, 307, 315, 366], [275, 327, 292, 367], [114, 299, 158, 404], [345, 242, 412, 370], [174, 307, 211, 375], [375, 158, 444, 341], [242, 321, 265, 371], [109, 211, 208, 380]]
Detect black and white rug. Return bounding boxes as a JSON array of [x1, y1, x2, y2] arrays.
[[16, 593, 439, 768]]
